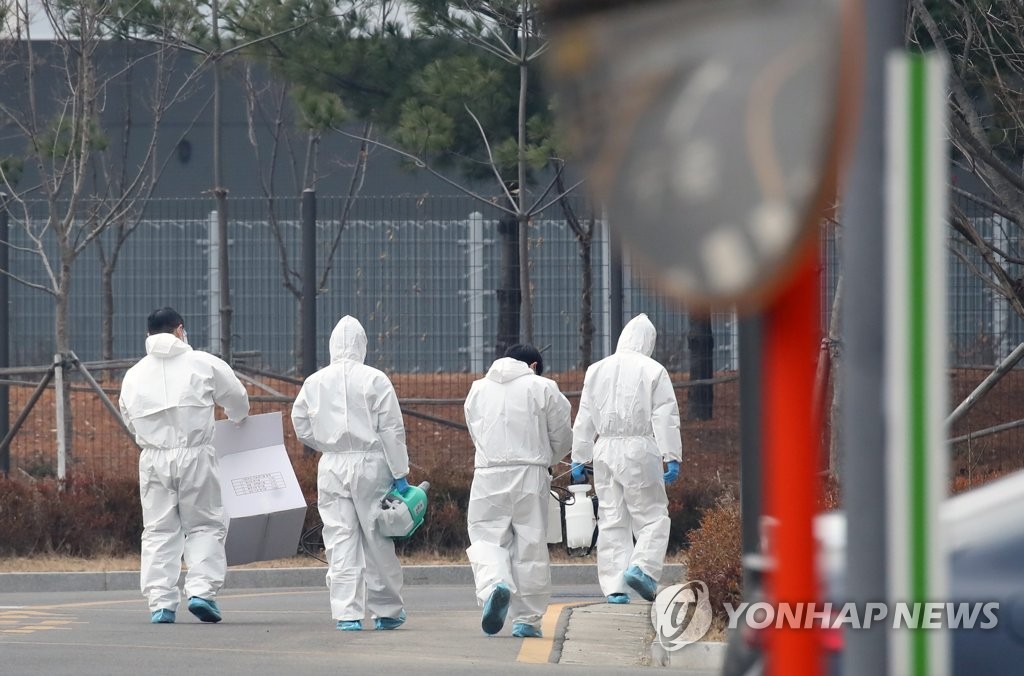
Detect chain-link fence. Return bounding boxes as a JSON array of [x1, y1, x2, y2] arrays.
[[2, 190, 1024, 484], [0, 193, 741, 481]]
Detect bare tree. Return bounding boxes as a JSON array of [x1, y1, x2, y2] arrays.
[[0, 0, 200, 465], [554, 164, 596, 368], [112, 0, 319, 364], [909, 1, 1024, 316], [406, 0, 567, 345], [240, 69, 371, 372], [92, 32, 206, 365]]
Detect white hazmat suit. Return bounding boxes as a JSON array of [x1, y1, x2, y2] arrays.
[[464, 357, 572, 631], [291, 316, 410, 624], [571, 314, 682, 597], [119, 333, 249, 614]]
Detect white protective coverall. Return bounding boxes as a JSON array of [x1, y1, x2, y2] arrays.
[[119, 333, 249, 613], [290, 316, 410, 623], [464, 357, 572, 629], [571, 314, 682, 596]]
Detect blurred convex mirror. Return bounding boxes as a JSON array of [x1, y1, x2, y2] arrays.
[[543, 0, 862, 309]]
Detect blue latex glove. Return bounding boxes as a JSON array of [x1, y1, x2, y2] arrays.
[[392, 477, 410, 495], [663, 460, 680, 485], [570, 462, 587, 484]]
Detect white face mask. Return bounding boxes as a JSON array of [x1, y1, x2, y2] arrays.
[[179, 328, 189, 345]]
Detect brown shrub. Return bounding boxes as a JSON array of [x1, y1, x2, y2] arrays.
[[397, 464, 473, 554], [819, 472, 842, 511], [0, 475, 141, 557], [685, 493, 742, 623], [668, 478, 729, 551], [290, 453, 322, 536], [61, 475, 141, 556], [297, 459, 474, 557], [0, 478, 48, 555], [951, 469, 1005, 494]]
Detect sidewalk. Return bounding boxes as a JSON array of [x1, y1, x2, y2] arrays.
[[554, 597, 727, 672], [0, 562, 727, 670], [0, 562, 684, 594]]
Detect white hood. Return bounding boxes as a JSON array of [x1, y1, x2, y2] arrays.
[[119, 334, 249, 450], [145, 332, 192, 358], [616, 313, 657, 356], [291, 315, 409, 478], [330, 316, 367, 364], [572, 312, 681, 465], [485, 357, 535, 384], [464, 358, 572, 469]]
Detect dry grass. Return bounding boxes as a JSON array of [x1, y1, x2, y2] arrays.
[[705, 620, 728, 643], [0, 554, 341, 573], [0, 555, 140, 573], [0, 546, 684, 573], [0, 552, 474, 573]]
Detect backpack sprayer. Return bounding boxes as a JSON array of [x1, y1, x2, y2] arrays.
[[549, 463, 598, 556], [376, 481, 430, 540]]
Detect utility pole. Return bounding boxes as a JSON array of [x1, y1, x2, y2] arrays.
[[841, 1, 905, 674]]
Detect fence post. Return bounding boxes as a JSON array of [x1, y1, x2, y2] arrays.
[[739, 315, 763, 570], [301, 189, 317, 379], [609, 226, 624, 344], [599, 217, 611, 356], [54, 353, 67, 484], [208, 210, 221, 354], [467, 211, 485, 373], [0, 193, 8, 478]]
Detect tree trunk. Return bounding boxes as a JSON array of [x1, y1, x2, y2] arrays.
[[828, 345, 842, 478], [212, 0, 232, 364], [516, 4, 532, 344], [825, 271, 844, 476], [579, 232, 594, 368], [496, 216, 521, 359], [101, 263, 114, 363], [294, 300, 304, 376], [216, 192, 232, 363], [687, 312, 714, 420]]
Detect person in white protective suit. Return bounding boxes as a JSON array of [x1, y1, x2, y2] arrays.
[[463, 344, 572, 638], [119, 307, 250, 625], [291, 315, 411, 632], [570, 313, 682, 604]]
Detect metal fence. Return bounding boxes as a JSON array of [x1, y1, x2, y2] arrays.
[[6, 195, 741, 372], [1, 191, 1023, 482], [0, 193, 740, 480]]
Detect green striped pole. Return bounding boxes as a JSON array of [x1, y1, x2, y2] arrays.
[[885, 52, 950, 676]]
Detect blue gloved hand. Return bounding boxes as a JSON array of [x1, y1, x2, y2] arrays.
[[663, 460, 680, 485], [570, 462, 587, 484], [392, 477, 410, 495]]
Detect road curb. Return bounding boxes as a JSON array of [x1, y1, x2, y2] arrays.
[[0, 563, 684, 594], [650, 639, 728, 670]]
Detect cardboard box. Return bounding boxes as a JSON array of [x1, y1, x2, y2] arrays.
[[213, 412, 308, 566]]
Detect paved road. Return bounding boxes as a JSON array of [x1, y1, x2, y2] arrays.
[[0, 584, 674, 676]]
